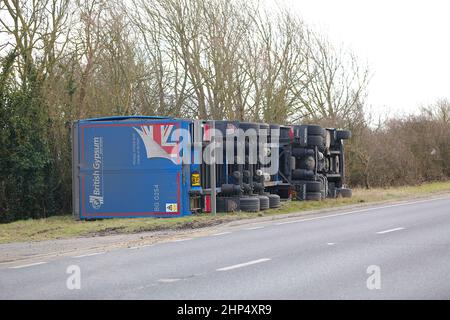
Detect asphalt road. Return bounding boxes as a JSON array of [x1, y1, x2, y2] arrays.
[[1, 196, 450, 299]]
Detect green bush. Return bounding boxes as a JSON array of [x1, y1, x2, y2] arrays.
[[0, 53, 67, 223]]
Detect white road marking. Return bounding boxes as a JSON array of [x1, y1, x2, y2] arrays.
[[276, 220, 303, 225], [130, 244, 154, 249], [211, 232, 232, 236], [9, 262, 47, 269], [274, 197, 450, 226], [244, 226, 264, 231], [217, 258, 271, 271], [158, 278, 181, 283], [327, 242, 336, 246], [73, 252, 105, 258], [377, 227, 405, 234], [172, 238, 192, 242]]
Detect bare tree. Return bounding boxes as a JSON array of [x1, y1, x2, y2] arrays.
[[299, 31, 370, 127], [421, 98, 450, 124], [0, 0, 71, 85]]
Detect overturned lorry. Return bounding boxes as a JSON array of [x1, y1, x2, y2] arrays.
[[72, 116, 351, 219]]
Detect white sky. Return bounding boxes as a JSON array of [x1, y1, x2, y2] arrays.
[[279, 0, 450, 118]]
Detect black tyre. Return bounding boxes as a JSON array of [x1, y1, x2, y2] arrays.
[[266, 194, 281, 208], [232, 171, 241, 180], [243, 170, 251, 178], [292, 148, 314, 158], [220, 184, 241, 196], [239, 196, 260, 212], [338, 188, 352, 198], [307, 135, 324, 147], [292, 169, 315, 180], [306, 125, 324, 136], [298, 156, 316, 171], [336, 130, 351, 140], [306, 192, 322, 201], [296, 180, 321, 192], [257, 195, 270, 210]]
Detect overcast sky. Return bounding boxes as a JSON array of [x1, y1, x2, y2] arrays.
[[280, 0, 450, 118]]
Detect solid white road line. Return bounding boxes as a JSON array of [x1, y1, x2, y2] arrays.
[[217, 258, 271, 271], [211, 232, 232, 236], [172, 238, 192, 242], [275, 196, 450, 226], [377, 227, 405, 234], [9, 262, 47, 269], [73, 252, 105, 258]]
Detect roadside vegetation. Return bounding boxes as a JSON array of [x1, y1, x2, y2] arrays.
[[0, 181, 449, 244]]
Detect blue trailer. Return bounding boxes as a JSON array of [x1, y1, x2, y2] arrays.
[[72, 116, 202, 219]]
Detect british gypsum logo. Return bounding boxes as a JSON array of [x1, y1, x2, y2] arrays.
[[89, 137, 104, 209], [133, 124, 179, 164]]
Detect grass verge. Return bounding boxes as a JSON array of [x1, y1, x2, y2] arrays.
[[1, 181, 449, 244]]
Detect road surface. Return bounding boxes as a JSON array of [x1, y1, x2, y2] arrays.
[[1, 196, 450, 299]]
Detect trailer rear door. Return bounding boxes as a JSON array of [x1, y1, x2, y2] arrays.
[[73, 117, 191, 219]]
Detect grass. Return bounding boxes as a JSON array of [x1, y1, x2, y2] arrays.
[[0, 181, 449, 244]]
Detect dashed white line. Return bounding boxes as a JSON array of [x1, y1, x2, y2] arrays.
[[217, 258, 271, 271], [73, 252, 105, 258], [9, 262, 47, 269], [158, 278, 181, 283], [211, 232, 232, 236], [327, 242, 336, 246], [244, 226, 264, 231], [377, 227, 405, 234], [274, 197, 450, 226]]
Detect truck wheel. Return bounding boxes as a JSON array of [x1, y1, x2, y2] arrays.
[[336, 130, 351, 140], [292, 148, 314, 158], [307, 135, 324, 147], [292, 169, 315, 180], [306, 192, 322, 201], [232, 171, 241, 180], [306, 125, 324, 136], [298, 156, 315, 171], [239, 196, 260, 212], [338, 188, 352, 198], [296, 180, 321, 192], [243, 170, 251, 178], [257, 195, 270, 210], [265, 193, 281, 208]]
